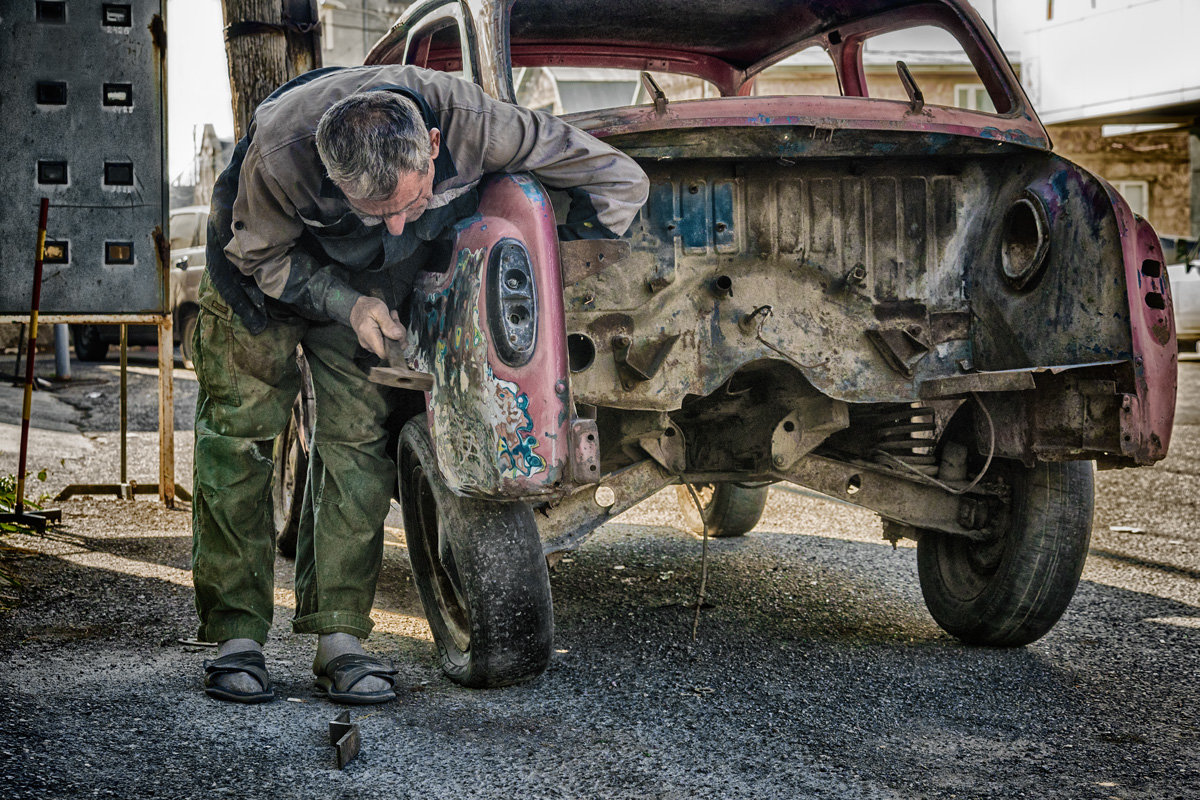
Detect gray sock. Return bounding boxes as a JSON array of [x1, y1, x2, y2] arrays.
[[314, 632, 390, 694], [211, 638, 264, 695]]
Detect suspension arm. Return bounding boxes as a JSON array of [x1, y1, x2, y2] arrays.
[[777, 453, 998, 541]]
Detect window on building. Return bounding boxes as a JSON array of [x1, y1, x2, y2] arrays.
[[1113, 180, 1150, 218], [954, 83, 996, 113]]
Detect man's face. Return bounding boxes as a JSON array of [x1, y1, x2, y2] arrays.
[[344, 128, 441, 236]]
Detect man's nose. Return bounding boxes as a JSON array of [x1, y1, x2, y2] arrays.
[[385, 216, 406, 236]]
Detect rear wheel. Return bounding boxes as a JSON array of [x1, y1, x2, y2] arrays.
[[398, 418, 553, 688], [916, 459, 1094, 646], [71, 325, 108, 362], [675, 482, 769, 538]]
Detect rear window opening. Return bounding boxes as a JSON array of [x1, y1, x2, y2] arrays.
[[862, 25, 1006, 114], [515, 67, 719, 115]]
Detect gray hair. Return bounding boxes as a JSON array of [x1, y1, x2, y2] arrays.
[[315, 91, 432, 201]]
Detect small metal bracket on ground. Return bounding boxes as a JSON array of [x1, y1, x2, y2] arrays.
[[329, 710, 361, 769], [0, 508, 62, 533]]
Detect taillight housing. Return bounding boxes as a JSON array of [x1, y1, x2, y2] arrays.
[[487, 239, 538, 366]]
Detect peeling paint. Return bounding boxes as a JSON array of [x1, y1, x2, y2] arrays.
[[411, 246, 548, 493]]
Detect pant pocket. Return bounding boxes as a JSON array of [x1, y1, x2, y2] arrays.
[[194, 304, 242, 406]]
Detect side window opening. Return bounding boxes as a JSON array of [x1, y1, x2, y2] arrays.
[[169, 213, 198, 251], [404, 12, 471, 80]]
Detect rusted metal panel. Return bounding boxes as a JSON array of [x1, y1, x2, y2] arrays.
[[778, 452, 998, 541], [563, 153, 981, 410], [1, 0, 167, 315], [537, 459, 677, 554]]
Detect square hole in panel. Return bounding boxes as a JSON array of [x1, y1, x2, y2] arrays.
[[37, 161, 69, 185], [36, 1, 67, 22], [105, 241, 135, 264], [102, 4, 132, 26], [104, 162, 134, 186], [36, 81, 68, 105], [103, 83, 133, 107], [43, 241, 69, 264]]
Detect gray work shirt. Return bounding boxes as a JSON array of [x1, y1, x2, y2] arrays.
[[225, 65, 650, 325]]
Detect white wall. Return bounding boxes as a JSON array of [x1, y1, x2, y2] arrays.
[[1013, 0, 1200, 124]]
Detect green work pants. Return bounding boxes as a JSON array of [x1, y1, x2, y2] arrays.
[[191, 272, 397, 643]]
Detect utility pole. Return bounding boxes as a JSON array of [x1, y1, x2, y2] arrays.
[[221, 0, 321, 139]]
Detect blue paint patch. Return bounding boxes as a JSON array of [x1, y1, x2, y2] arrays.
[[452, 213, 483, 233], [496, 387, 546, 477], [680, 182, 709, 250], [710, 302, 727, 349]]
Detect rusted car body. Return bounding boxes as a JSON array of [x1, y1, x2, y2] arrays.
[[365, 0, 1178, 687]]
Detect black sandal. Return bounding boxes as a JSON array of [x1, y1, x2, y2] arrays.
[[313, 653, 398, 705], [203, 650, 275, 704]]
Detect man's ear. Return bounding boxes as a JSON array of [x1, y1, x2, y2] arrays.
[[429, 128, 441, 161]]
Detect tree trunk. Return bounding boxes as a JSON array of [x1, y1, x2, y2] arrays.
[[221, 1, 321, 139]]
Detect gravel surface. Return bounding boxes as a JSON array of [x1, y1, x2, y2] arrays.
[[0, 347, 1197, 799]]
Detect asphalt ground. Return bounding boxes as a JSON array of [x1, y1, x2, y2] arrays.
[[0, 346, 1197, 799]]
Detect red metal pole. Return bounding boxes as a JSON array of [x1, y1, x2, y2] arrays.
[[15, 199, 50, 515]]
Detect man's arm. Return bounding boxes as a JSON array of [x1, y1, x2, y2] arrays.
[[478, 102, 649, 240]]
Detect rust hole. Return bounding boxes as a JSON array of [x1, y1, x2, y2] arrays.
[[567, 333, 595, 373]]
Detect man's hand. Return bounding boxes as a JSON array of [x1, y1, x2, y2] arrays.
[[349, 296, 406, 358]]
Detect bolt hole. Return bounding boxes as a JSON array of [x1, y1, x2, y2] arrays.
[[845, 475, 862, 495], [783, 420, 796, 433], [664, 428, 676, 437]]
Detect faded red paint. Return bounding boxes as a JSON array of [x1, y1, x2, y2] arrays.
[[563, 95, 1048, 151], [439, 174, 573, 496], [1103, 184, 1177, 463]]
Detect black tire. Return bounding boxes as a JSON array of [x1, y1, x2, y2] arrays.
[[916, 459, 1094, 646], [71, 325, 108, 362], [675, 482, 769, 538], [178, 308, 198, 369], [397, 418, 553, 688], [273, 351, 314, 559]]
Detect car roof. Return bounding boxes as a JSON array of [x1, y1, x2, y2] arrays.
[[507, 0, 936, 73]]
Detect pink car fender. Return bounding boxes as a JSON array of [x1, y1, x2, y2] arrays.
[[408, 173, 574, 498], [1101, 181, 1177, 464]]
